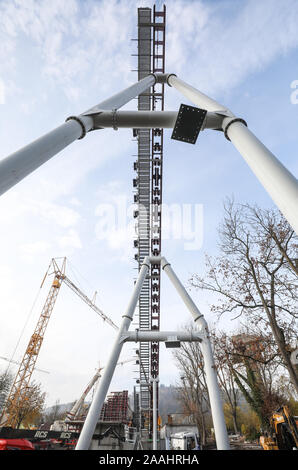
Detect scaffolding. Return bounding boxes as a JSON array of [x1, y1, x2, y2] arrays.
[[99, 391, 129, 423]]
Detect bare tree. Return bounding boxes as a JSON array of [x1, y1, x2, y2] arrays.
[[173, 325, 211, 446], [190, 201, 298, 393], [246, 205, 298, 277], [223, 328, 286, 430], [6, 381, 46, 429], [0, 370, 13, 415], [212, 332, 241, 434], [45, 399, 65, 424]]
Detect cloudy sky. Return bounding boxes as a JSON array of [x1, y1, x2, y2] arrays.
[[0, 0, 297, 409]]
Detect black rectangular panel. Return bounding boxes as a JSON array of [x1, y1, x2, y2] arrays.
[[171, 104, 207, 144]]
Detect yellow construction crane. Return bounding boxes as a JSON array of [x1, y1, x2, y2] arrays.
[[0, 356, 49, 375], [0, 258, 118, 428]]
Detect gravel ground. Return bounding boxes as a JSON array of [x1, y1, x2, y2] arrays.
[[202, 438, 262, 450]]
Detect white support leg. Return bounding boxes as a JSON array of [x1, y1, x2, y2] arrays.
[[160, 257, 230, 450], [0, 116, 93, 197], [151, 376, 159, 450], [75, 257, 151, 450], [223, 119, 298, 235], [0, 75, 156, 197], [167, 74, 230, 113], [167, 74, 298, 236]]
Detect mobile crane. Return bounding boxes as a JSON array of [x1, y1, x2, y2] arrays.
[[65, 358, 135, 422], [47, 358, 136, 434], [65, 366, 104, 423]]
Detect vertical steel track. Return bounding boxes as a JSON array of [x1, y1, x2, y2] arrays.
[[133, 5, 166, 439], [134, 7, 152, 434], [149, 4, 166, 438]]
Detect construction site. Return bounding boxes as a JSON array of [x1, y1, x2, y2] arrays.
[[0, 1, 297, 454]]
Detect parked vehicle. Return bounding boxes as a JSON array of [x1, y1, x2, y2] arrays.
[[260, 406, 298, 450], [170, 431, 201, 450], [0, 438, 35, 450]]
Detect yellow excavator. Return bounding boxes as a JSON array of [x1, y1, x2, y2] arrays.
[[260, 406, 298, 450]]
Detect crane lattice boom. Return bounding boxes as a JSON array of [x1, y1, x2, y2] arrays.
[[58, 274, 118, 331], [0, 267, 64, 428]]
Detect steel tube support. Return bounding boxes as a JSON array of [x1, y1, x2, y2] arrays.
[[160, 257, 230, 450], [83, 74, 156, 114], [0, 75, 155, 197], [167, 74, 298, 235], [75, 257, 150, 450], [0, 117, 93, 197], [121, 330, 203, 343], [151, 376, 158, 450], [91, 110, 223, 130], [223, 120, 298, 235], [92, 110, 177, 129], [167, 74, 230, 113]]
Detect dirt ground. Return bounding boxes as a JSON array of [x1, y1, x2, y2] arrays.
[[203, 437, 262, 450]]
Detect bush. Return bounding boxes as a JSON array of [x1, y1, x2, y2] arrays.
[[240, 423, 260, 441]]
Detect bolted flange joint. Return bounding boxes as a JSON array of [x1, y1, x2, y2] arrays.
[[222, 116, 248, 141], [65, 115, 88, 140], [151, 72, 177, 86]]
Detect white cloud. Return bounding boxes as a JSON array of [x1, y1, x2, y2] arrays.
[[69, 197, 82, 207], [94, 181, 136, 260], [1, 0, 298, 106], [166, 0, 298, 102], [0, 78, 5, 104], [14, 199, 81, 228], [19, 240, 51, 261], [57, 229, 82, 251], [0, 0, 135, 102], [0, 265, 14, 293], [37, 201, 80, 228]]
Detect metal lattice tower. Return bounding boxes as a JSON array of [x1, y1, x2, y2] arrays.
[[133, 5, 166, 437], [150, 0, 166, 401], [135, 8, 151, 427]]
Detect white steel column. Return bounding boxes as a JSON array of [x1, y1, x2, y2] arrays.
[[223, 119, 298, 236], [0, 75, 156, 197], [168, 74, 298, 236], [160, 257, 230, 450], [121, 330, 202, 343], [75, 257, 151, 450], [167, 74, 229, 113], [83, 74, 156, 115], [151, 376, 158, 450], [0, 116, 93, 197], [90, 110, 223, 130]]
